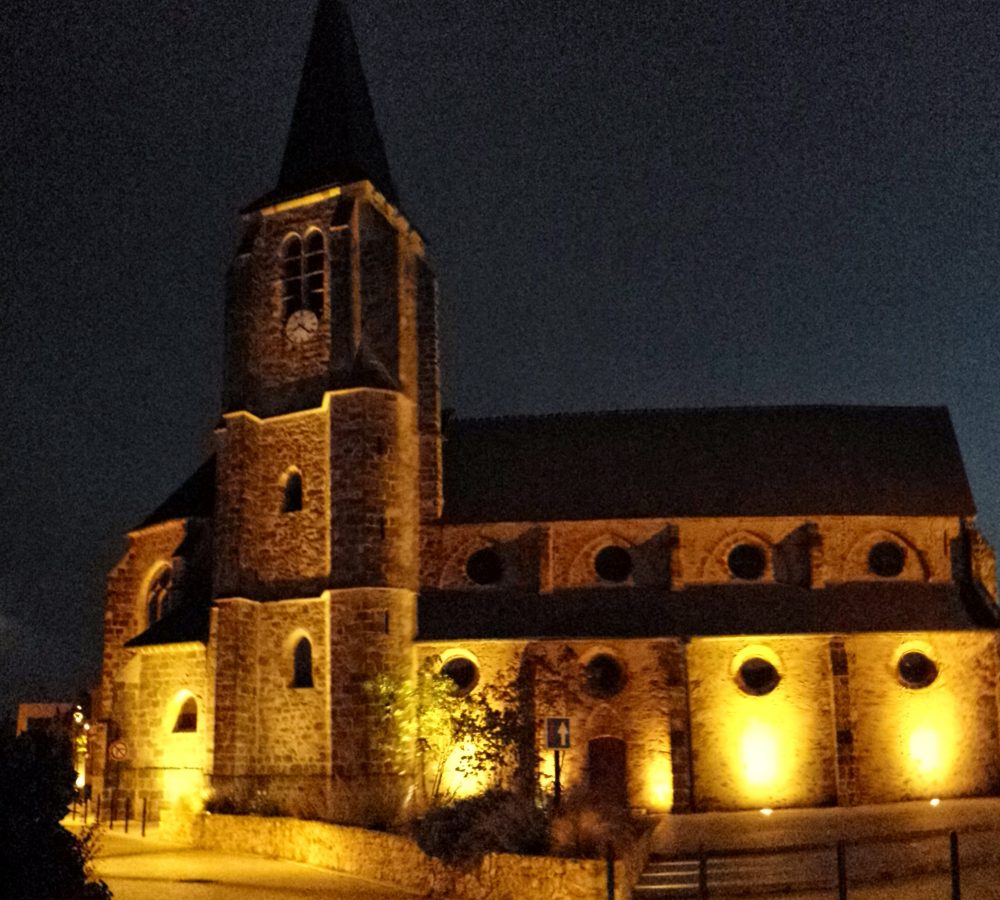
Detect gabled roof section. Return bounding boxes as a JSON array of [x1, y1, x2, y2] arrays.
[[441, 406, 975, 522], [419, 581, 995, 641], [136, 458, 215, 530], [262, 0, 397, 208], [125, 601, 211, 649]]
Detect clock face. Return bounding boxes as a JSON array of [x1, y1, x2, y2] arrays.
[[285, 308, 319, 344]]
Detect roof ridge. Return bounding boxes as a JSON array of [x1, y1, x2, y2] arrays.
[[449, 404, 949, 426]]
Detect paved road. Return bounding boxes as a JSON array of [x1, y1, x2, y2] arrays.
[[87, 830, 412, 900]]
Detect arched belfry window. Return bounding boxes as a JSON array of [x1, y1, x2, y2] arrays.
[[304, 230, 325, 315], [281, 234, 302, 318], [281, 230, 325, 319], [282, 470, 303, 513], [146, 564, 172, 627], [173, 697, 197, 733], [292, 637, 314, 688]]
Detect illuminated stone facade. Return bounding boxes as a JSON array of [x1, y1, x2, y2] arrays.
[[94, 0, 1000, 820]]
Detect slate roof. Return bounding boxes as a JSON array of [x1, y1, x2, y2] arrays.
[[418, 581, 996, 642], [441, 406, 975, 523], [136, 458, 215, 530], [250, 0, 398, 210], [125, 602, 211, 649]]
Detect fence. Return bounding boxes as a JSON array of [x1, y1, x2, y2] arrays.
[[68, 792, 151, 837], [649, 827, 971, 898]]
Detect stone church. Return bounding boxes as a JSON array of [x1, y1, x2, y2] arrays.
[[94, 0, 1000, 820]]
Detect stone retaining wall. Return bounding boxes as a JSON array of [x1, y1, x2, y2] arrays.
[[162, 811, 644, 899]]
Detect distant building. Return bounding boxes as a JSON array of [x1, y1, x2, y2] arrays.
[[93, 0, 1000, 821], [17, 702, 75, 736], [18, 702, 91, 790]]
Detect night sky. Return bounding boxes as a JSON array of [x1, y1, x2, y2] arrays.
[[2, 0, 1000, 717]]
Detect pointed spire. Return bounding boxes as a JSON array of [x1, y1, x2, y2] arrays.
[[274, 0, 398, 205]]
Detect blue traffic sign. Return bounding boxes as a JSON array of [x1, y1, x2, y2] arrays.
[[545, 717, 571, 749]]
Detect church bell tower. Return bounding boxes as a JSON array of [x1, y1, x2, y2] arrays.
[[210, 0, 441, 811]]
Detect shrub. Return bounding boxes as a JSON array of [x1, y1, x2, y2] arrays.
[[416, 789, 549, 864], [549, 788, 647, 859], [0, 726, 111, 899], [204, 784, 285, 817]]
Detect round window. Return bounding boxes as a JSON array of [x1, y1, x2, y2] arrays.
[[868, 541, 905, 578], [441, 656, 479, 694], [583, 654, 626, 698], [594, 546, 633, 582], [897, 651, 938, 689], [737, 657, 781, 696], [728, 544, 766, 580], [466, 548, 503, 585]]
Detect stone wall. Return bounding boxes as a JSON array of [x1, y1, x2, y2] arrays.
[[211, 587, 416, 819], [327, 390, 420, 590], [847, 630, 1000, 803], [688, 634, 837, 810], [105, 643, 211, 819], [168, 812, 638, 900], [418, 638, 678, 812], [101, 520, 191, 719], [686, 631, 1000, 810], [420, 629, 1000, 813], [422, 515, 961, 591], [222, 183, 428, 419], [214, 405, 331, 600]]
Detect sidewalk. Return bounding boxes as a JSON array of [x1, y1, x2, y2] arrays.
[[68, 824, 413, 900], [652, 796, 1000, 854], [647, 797, 1000, 897]]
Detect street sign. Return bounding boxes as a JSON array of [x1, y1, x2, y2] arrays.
[[545, 717, 571, 749], [108, 739, 129, 762]]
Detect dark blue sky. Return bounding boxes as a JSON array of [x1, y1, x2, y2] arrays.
[[2, 0, 999, 715]]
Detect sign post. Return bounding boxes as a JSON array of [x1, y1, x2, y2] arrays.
[[545, 717, 571, 808]]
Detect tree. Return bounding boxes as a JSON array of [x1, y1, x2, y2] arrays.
[[366, 658, 535, 810], [0, 720, 111, 900]]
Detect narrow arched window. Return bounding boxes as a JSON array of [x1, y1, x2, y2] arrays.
[[281, 231, 325, 320], [146, 564, 172, 627], [281, 234, 303, 318], [173, 697, 197, 733], [304, 230, 325, 315], [282, 471, 303, 513], [292, 638, 313, 688]]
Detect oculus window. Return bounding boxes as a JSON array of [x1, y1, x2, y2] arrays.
[[868, 541, 905, 577], [441, 656, 479, 695], [466, 548, 503, 585], [897, 651, 938, 689], [736, 657, 781, 696], [594, 546, 632, 582], [728, 543, 766, 580], [583, 654, 626, 699]]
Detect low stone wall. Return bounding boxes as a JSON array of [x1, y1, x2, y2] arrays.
[[163, 811, 642, 899]]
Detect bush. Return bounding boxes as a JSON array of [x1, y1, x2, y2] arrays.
[[549, 787, 646, 859], [204, 784, 285, 818], [416, 789, 549, 864], [0, 726, 111, 899]]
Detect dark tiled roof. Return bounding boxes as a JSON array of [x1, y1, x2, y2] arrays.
[[125, 602, 211, 649], [441, 406, 974, 522], [136, 458, 215, 530], [251, 0, 397, 210], [418, 582, 996, 642]]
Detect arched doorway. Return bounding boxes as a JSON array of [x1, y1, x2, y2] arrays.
[[588, 737, 627, 806]]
